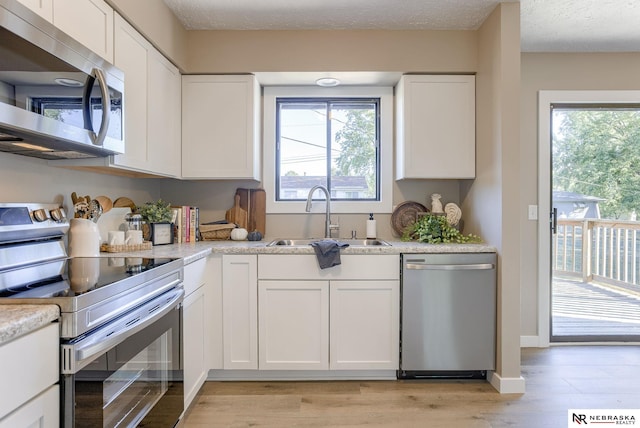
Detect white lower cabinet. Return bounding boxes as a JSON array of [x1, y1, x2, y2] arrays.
[[0, 385, 58, 428], [330, 281, 399, 370], [222, 254, 258, 369], [258, 280, 329, 370], [183, 283, 206, 409], [0, 323, 59, 427], [183, 257, 213, 409], [256, 254, 400, 372]]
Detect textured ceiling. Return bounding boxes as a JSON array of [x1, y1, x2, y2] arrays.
[[163, 0, 640, 52], [162, 0, 501, 31], [520, 0, 640, 52]]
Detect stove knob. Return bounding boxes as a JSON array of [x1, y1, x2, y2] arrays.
[[33, 208, 48, 222], [50, 208, 65, 222]]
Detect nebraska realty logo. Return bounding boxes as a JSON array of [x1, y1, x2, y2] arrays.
[[569, 409, 639, 425]]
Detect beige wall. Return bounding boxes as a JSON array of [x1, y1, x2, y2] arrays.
[[520, 52, 640, 337], [186, 30, 477, 73], [462, 2, 522, 384], [0, 154, 160, 217]]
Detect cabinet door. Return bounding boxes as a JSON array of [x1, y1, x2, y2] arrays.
[[0, 385, 58, 428], [396, 75, 475, 179], [330, 280, 399, 370], [183, 284, 206, 409], [258, 280, 329, 370], [222, 254, 258, 369], [113, 14, 149, 171], [16, 0, 53, 22], [182, 75, 261, 180], [0, 323, 58, 420], [52, 0, 114, 62], [147, 49, 181, 177]]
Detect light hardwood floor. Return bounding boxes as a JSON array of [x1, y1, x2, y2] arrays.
[[182, 346, 640, 427]]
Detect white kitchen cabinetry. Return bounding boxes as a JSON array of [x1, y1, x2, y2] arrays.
[[0, 323, 59, 427], [182, 75, 261, 180], [111, 14, 181, 177], [330, 280, 399, 370], [16, 0, 53, 21], [256, 254, 399, 371], [395, 74, 476, 179], [183, 257, 209, 409], [15, 0, 112, 62], [52, 0, 114, 62], [222, 254, 258, 369], [258, 280, 329, 370]]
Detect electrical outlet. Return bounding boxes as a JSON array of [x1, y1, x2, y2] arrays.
[[528, 205, 538, 220]]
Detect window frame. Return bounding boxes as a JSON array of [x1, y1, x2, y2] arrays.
[[264, 86, 393, 214]]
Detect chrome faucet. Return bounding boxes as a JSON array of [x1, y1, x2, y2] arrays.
[[305, 185, 339, 239]]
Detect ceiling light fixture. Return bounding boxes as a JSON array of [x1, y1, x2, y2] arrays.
[[54, 77, 84, 87], [315, 77, 340, 87]]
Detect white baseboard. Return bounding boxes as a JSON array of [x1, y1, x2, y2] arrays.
[[488, 372, 526, 393], [207, 369, 398, 381], [521, 335, 544, 347]]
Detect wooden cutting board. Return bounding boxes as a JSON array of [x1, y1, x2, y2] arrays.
[[225, 194, 248, 229], [236, 188, 266, 236]]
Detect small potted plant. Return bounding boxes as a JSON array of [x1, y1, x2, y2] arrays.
[[138, 199, 174, 245]]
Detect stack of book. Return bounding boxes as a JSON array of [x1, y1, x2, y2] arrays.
[[171, 206, 199, 243]]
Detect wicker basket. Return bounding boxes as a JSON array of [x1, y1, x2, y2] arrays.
[[200, 223, 235, 241], [100, 241, 152, 253]]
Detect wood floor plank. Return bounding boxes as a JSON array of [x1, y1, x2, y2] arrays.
[[182, 346, 640, 427]]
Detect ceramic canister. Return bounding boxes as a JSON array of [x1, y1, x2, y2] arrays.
[[68, 218, 101, 257]]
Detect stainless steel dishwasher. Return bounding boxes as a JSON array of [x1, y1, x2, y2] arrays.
[[398, 253, 496, 379]]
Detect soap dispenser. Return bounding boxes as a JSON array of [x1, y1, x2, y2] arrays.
[[366, 213, 377, 239]]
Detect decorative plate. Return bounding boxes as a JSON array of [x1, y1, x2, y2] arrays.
[[391, 201, 429, 236]]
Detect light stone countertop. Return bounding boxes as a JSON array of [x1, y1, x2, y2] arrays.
[[0, 304, 59, 345], [106, 238, 496, 263]]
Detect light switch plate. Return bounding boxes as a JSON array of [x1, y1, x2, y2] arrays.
[[528, 205, 538, 220]]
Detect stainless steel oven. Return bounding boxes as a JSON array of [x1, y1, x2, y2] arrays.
[[61, 287, 183, 427], [0, 203, 185, 427]]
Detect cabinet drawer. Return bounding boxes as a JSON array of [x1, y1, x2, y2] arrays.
[[258, 255, 399, 280], [183, 257, 206, 296], [0, 323, 58, 419]]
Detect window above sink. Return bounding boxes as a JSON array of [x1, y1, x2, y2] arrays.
[[263, 86, 393, 214]]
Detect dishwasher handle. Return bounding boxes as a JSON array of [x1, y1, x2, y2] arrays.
[[404, 262, 494, 271]]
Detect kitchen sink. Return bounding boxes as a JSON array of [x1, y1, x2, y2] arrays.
[[267, 238, 391, 247]]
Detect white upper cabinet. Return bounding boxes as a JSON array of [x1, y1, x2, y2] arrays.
[[182, 75, 261, 180], [52, 0, 114, 62], [112, 14, 181, 177], [16, 0, 53, 22], [16, 0, 113, 61], [395, 75, 476, 179]]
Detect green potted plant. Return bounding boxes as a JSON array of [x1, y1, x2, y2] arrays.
[[402, 213, 481, 244], [138, 199, 174, 244]]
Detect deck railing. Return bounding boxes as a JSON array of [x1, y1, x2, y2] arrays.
[[554, 218, 640, 290]]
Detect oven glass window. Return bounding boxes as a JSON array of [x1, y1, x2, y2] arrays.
[[103, 332, 170, 427], [70, 307, 182, 427]]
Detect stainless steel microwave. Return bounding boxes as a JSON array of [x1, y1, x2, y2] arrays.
[[0, 0, 124, 160]]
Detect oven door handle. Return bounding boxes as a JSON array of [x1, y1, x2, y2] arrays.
[[62, 288, 184, 374]]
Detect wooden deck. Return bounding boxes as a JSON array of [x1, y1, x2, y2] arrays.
[[552, 277, 640, 340]]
